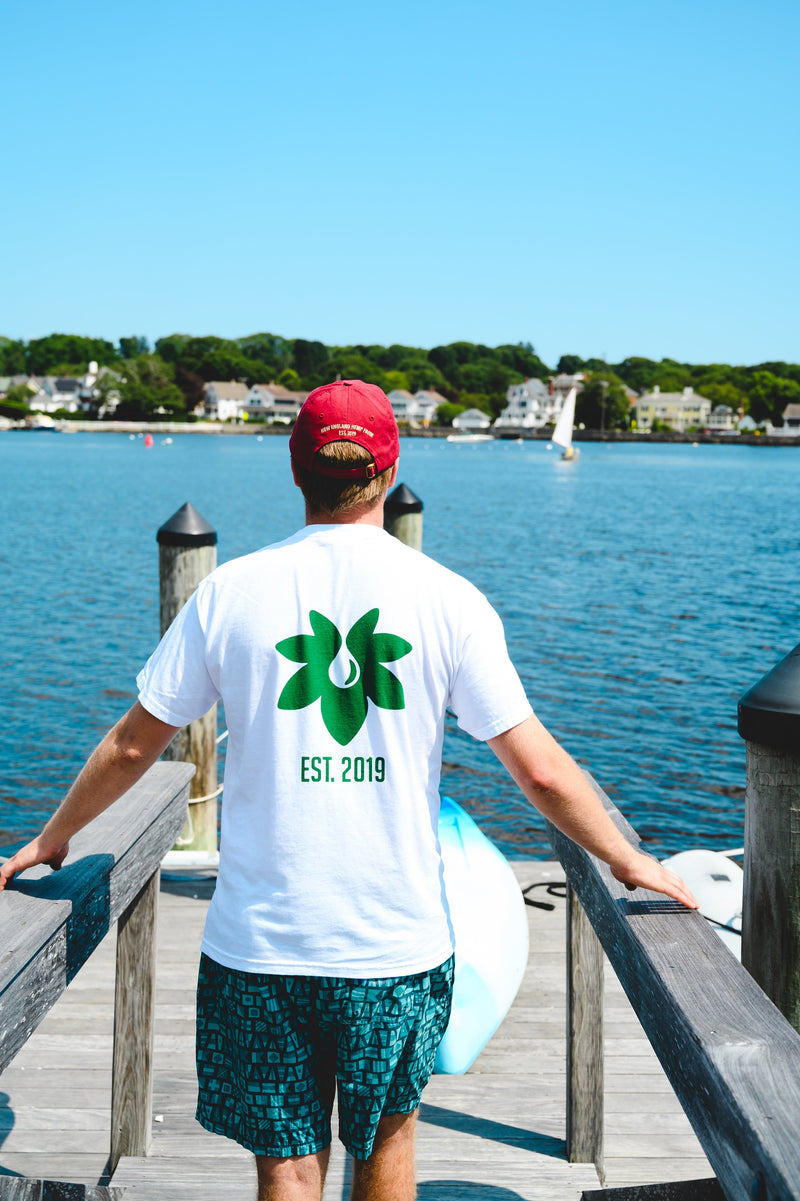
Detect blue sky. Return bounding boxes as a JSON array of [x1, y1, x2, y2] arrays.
[[3, 0, 798, 368]]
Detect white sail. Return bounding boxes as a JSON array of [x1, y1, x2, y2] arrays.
[[551, 386, 577, 450]]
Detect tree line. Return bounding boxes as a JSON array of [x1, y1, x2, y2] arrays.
[[1, 332, 798, 427]]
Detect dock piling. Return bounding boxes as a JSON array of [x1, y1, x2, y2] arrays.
[[738, 642, 800, 1032], [384, 483, 423, 549], [157, 503, 219, 853]]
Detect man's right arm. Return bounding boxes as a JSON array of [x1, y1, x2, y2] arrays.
[[488, 714, 698, 909], [0, 702, 181, 893]]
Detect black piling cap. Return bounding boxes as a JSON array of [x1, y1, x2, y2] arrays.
[[157, 502, 218, 548], [385, 483, 423, 515], [738, 642, 800, 752]]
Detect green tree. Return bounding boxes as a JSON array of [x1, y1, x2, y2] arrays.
[[277, 368, 303, 390], [575, 374, 630, 430], [697, 381, 747, 413], [746, 371, 800, 425], [435, 402, 466, 426], [613, 357, 693, 394], [169, 336, 271, 385], [494, 343, 550, 379], [0, 383, 33, 417], [119, 336, 150, 359], [557, 354, 584, 374], [99, 355, 186, 420], [26, 334, 119, 374], [293, 339, 329, 379], [0, 337, 26, 375], [458, 393, 495, 418], [238, 332, 293, 374], [382, 370, 410, 393], [155, 334, 193, 364], [327, 349, 388, 388]]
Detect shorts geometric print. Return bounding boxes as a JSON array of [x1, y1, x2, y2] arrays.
[[196, 953, 455, 1160]]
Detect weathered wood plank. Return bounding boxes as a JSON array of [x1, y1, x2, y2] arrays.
[[567, 885, 603, 1167], [547, 780, 800, 1201], [0, 763, 192, 1076], [582, 1181, 723, 1201], [110, 872, 159, 1171], [0, 1181, 123, 1200]]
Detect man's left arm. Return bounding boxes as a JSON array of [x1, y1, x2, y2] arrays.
[[0, 701, 181, 892], [488, 714, 698, 909]]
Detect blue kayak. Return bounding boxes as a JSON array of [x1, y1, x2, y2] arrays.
[[434, 796, 529, 1074]]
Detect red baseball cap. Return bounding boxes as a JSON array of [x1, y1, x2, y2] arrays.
[[290, 379, 400, 479]]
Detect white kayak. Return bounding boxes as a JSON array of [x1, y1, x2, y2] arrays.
[[661, 849, 743, 959], [434, 796, 529, 1073]]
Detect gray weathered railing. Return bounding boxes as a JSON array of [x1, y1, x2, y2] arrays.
[[0, 761, 192, 1181], [549, 777, 800, 1201]]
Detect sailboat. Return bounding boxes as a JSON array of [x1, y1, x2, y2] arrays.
[[551, 386, 579, 461]]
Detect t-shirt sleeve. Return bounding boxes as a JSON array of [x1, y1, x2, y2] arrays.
[[448, 596, 533, 741], [136, 588, 220, 727]]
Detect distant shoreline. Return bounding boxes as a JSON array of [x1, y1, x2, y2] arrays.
[[6, 420, 800, 447]]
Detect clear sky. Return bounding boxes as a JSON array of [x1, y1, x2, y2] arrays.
[[4, 0, 798, 368]]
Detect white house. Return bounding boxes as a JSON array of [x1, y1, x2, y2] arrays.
[[452, 407, 491, 431], [707, 404, 737, 432], [494, 377, 552, 429], [246, 383, 307, 423], [203, 381, 251, 421], [495, 374, 583, 431], [33, 377, 84, 413], [386, 389, 418, 423], [413, 389, 448, 425], [781, 403, 800, 432]]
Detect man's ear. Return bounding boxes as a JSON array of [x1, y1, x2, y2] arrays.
[[388, 461, 398, 487]]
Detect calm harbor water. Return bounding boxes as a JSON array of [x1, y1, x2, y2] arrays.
[[1, 431, 798, 858]]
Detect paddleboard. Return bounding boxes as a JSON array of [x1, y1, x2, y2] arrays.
[[662, 849, 743, 958], [434, 796, 529, 1074]]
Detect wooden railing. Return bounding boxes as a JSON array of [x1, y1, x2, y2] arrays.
[[0, 762, 192, 1182], [549, 776, 800, 1201]]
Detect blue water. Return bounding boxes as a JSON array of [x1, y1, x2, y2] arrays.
[[1, 431, 798, 858]]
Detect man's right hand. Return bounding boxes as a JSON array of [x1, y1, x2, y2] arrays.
[[0, 836, 70, 893]]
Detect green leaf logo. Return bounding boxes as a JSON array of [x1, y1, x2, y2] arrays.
[[276, 609, 412, 745]]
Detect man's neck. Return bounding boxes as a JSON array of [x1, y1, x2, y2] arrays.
[[304, 501, 385, 528]]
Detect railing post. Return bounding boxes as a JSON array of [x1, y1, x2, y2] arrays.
[[110, 870, 160, 1172], [157, 502, 218, 853], [566, 884, 604, 1171], [738, 642, 800, 1032], [384, 483, 423, 549]]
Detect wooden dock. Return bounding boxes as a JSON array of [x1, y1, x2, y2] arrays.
[[0, 861, 712, 1200]]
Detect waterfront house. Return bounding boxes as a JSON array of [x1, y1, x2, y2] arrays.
[[246, 382, 307, 423], [782, 403, 800, 431], [550, 372, 585, 402], [636, 386, 711, 433], [707, 404, 737, 432], [33, 376, 84, 413], [452, 407, 492, 431], [203, 380, 251, 421], [387, 389, 422, 424], [413, 389, 448, 425], [494, 377, 552, 429], [0, 374, 39, 399]]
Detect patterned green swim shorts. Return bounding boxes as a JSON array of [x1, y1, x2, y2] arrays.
[[196, 953, 454, 1160]]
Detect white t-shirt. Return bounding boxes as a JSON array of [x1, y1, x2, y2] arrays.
[[137, 524, 532, 978]]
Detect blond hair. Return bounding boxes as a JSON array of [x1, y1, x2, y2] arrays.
[[293, 441, 394, 517]]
